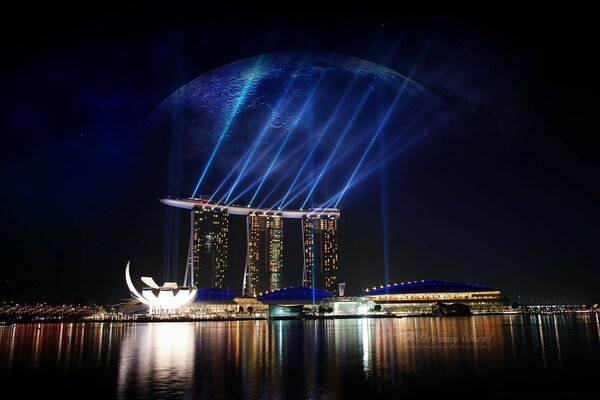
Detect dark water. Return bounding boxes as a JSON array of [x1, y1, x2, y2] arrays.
[[1, 315, 599, 399]]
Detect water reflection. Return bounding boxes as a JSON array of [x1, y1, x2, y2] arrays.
[[1, 315, 599, 398], [362, 318, 370, 375], [117, 323, 196, 399]]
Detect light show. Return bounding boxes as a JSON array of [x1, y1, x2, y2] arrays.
[[146, 52, 460, 211]]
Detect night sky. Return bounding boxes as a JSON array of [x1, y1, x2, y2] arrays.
[[1, 6, 598, 305]]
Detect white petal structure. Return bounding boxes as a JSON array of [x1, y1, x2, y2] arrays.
[[125, 261, 150, 306], [126, 261, 197, 314], [141, 277, 160, 289]]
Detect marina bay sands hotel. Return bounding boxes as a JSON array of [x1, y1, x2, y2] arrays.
[[161, 198, 340, 296]]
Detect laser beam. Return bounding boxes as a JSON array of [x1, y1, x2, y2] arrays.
[[223, 142, 309, 207], [333, 88, 403, 208], [332, 38, 438, 208], [209, 139, 280, 201], [252, 142, 311, 210], [223, 66, 303, 205], [273, 135, 366, 211], [248, 70, 328, 207], [379, 134, 390, 287], [278, 67, 369, 209], [191, 58, 264, 197], [315, 133, 423, 212], [301, 87, 373, 209]]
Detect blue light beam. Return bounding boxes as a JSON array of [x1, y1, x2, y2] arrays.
[[248, 71, 328, 207], [222, 141, 310, 207], [314, 133, 424, 211], [333, 89, 403, 208], [278, 69, 369, 209], [209, 139, 280, 201], [379, 135, 390, 287], [191, 58, 264, 197], [223, 70, 302, 205], [300, 87, 373, 209], [333, 38, 438, 208], [273, 136, 366, 211]]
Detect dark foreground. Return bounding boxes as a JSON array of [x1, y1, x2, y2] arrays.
[[1, 315, 599, 399]]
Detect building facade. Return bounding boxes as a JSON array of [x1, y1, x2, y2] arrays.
[[362, 280, 508, 313], [303, 213, 339, 294], [244, 213, 283, 297], [160, 198, 340, 296], [187, 206, 229, 288]]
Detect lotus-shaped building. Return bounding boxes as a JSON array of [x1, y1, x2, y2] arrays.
[[125, 261, 197, 315]]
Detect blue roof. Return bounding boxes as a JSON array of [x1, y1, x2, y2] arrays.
[[364, 280, 493, 295], [195, 288, 237, 301], [257, 286, 333, 302]]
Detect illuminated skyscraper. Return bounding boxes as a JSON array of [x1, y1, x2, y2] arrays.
[[160, 198, 339, 295], [244, 213, 283, 297], [303, 212, 339, 294], [185, 206, 229, 288]]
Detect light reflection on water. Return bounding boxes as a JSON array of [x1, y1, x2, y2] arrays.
[[1, 315, 599, 399], [117, 323, 196, 399]]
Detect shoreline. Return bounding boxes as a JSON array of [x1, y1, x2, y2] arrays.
[[1, 311, 598, 325]]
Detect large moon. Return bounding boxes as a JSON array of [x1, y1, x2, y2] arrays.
[[146, 52, 455, 209]]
